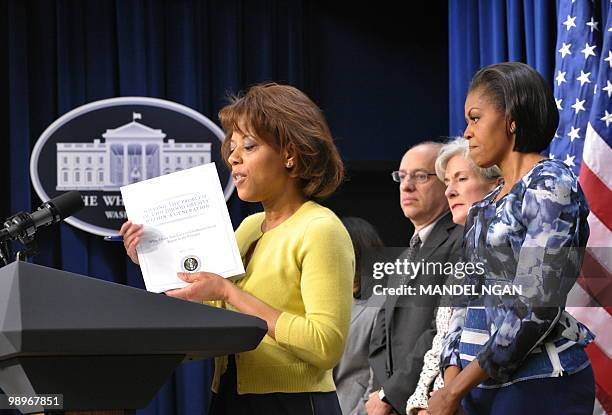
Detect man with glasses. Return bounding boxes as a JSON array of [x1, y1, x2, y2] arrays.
[[365, 142, 463, 415]]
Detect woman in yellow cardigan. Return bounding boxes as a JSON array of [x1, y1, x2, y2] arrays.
[[120, 83, 354, 414]]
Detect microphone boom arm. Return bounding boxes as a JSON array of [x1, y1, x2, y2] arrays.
[[0, 191, 83, 264], [4, 212, 40, 262], [0, 239, 10, 267]]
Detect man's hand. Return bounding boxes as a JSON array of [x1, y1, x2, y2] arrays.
[[365, 391, 393, 415]]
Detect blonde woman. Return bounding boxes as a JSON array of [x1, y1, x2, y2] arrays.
[[406, 137, 501, 414]]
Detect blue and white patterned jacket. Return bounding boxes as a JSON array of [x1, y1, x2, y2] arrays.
[[440, 159, 594, 388]]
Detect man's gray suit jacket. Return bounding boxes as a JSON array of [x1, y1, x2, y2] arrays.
[[368, 211, 463, 414]]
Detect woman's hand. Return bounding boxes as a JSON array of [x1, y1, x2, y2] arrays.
[[168, 272, 281, 338], [119, 221, 144, 264], [166, 272, 232, 303], [443, 366, 461, 385], [429, 359, 488, 415], [427, 387, 460, 415]]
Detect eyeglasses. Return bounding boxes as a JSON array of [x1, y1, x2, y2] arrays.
[[391, 171, 437, 184]]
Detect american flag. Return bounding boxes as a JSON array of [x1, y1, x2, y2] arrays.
[[549, 1, 612, 414]]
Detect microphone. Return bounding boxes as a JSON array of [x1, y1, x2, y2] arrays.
[[1, 191, 84, 242]]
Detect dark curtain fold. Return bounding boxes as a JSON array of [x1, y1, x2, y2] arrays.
[[4, 1, 452, 414], [4, 1, 311, 414], [448, 0, 557, 136]]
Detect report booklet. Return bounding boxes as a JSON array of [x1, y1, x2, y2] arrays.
[[120, 163, 244, 293]]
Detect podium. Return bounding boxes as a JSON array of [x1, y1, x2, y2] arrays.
[[0, 261, 267, 414]]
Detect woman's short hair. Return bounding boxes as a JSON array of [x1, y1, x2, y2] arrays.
[[341, 217, 384, 299], [468, 62, 559, 153], [219, 83, 344, 199], [435, 137, 502, 182]]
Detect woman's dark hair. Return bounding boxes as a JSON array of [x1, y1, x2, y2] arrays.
[[469, 62, 559, 153], [219, 83, 345, 199], [341, 217, 384, 299]]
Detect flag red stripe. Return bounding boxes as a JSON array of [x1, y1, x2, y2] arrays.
[[578, 250, 612, 314], [579, 162, 612, 231], [586, 341, 612, 414]]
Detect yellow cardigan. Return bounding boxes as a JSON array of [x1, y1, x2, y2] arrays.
[[211, 201, 354, 394]]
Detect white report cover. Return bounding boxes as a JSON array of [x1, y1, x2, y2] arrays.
[[120, 163, 244, 293]]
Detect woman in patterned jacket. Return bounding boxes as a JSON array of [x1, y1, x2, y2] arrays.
[[429, 62, 595, 415]]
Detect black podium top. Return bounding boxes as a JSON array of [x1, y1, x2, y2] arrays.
[[0, 261, 267, 361], [0, 261, 267, 413]]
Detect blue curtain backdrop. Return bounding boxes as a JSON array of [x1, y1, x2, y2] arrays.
[[448, 0, 557, 136], [2, 1, 451, 414], [448, 0, 608, 136], [4, 1, 305, 414], [448, 0, 611, 137], [4, 0, 606, 414]]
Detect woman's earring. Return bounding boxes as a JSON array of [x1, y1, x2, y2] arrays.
[[286, 161, 293, 168]]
